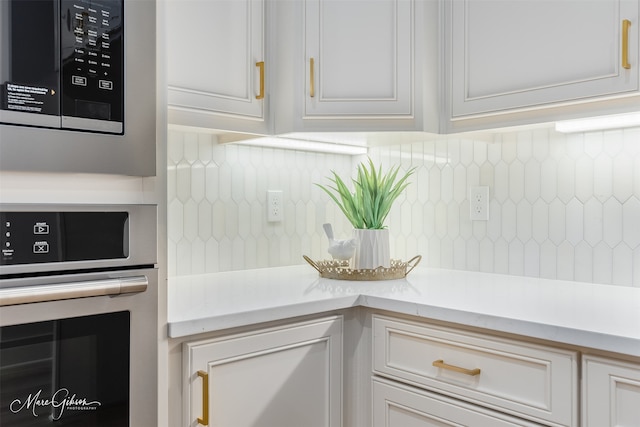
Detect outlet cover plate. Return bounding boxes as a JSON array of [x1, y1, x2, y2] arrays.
[[267, 190, 283, 222], [469, 186, 489, 221]]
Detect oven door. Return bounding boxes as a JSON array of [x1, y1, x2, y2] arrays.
[[0, 0, 61, 128], [1, 311, 130, 426], [0, 268, 157, 427]]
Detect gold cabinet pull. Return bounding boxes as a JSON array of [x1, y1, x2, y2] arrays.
[[197, 370, 209, 425], [432, 359, 481, 376], [310, 57, 315, 98], [256, 61, 265, 100], [622, 19, 631, 69]]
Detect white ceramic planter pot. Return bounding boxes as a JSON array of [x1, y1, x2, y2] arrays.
[[351, 228, 390, 270]]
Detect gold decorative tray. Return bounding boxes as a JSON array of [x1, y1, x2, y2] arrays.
[[303, 255, 421, 281]]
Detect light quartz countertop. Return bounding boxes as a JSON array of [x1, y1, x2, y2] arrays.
[[168, 265, 640, 357]]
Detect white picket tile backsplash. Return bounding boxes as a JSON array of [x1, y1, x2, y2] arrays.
[[168, 125, 640, 287], [167, 130, 356, 276]]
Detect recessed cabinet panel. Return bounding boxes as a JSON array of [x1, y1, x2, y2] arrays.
[[373, 378, 542, 427], [304, 0, 413, 117], [167, 0, 265, 119], [582, 355, 640, 427], [450, 0, 639, 118]]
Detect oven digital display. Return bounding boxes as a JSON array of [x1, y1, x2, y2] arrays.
[[0, 211, 128, 266]]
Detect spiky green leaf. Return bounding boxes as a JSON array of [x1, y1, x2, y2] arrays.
[[315, 158, 415, 229]]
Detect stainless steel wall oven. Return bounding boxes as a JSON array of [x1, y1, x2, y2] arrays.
[[0, 204, 157, 426]]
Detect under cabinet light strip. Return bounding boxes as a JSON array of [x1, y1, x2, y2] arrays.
[[555, 112, 640, 133], [234, 137, 368, 155]]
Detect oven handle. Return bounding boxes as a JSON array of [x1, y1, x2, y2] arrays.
[[0, 275, 148, 306]]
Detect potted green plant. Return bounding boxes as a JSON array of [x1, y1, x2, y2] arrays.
[[316, 158, 415, 269]]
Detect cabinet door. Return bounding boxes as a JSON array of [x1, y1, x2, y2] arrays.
[[304, 0, 413, 117], [167, 0, 266, 121], [449, 0, 639, 118], [373, 378, 541, 427], [184, 316, 343, 427], [582, 355, 640, 427]]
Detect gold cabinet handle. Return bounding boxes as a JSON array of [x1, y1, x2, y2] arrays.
[[432, 359, 481, 376], [622, 19, 631, 69], [310, 57, 315, 98], [197, 370, 209, 425], [256, 61, 265, 100]]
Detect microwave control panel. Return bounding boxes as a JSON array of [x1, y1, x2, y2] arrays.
[[61, 0, 124, 123]]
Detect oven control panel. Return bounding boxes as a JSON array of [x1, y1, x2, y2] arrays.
[[2, 212, 60, 264], [1, 211, 128, 265]]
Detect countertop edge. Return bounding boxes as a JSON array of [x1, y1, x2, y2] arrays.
[[168, 295, 360, 338], [169, 291, 640, 358], [167, 266, 640, 358], [359, 295, 640, 357]]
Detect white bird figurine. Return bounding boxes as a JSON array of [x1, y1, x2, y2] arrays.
[[323, 223, 357, 260]]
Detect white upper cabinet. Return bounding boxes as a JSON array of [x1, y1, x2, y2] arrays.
[[164, 0, 639, 137], [275, 0, 436, 133], [166, 0, 269, 134], [446, 0, 640, 129], [304, 0, 413, 118]]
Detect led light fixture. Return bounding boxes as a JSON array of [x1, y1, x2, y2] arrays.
[[555, 112, 640, 133], [234, 137, 368, 155]]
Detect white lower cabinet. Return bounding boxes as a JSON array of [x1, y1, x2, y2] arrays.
[[177, 310, 639, 427], [582, 355, 640, 427], [373, 377, 541, 427], [372, 315, 579, 427], [183, 316, 343, 427]]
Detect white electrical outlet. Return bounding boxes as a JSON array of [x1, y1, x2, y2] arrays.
[[267, 190, 283, 222], [469, 186, 489, 221]]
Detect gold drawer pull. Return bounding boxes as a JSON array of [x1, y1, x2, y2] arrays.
[[256, 61, 265, 100], [310, 57, 315, 98], [622, 19, 631, 69], [432, 359, 481, 376], [197, 370, 209, 425]]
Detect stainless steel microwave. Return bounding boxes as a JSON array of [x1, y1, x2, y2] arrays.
[[0, 0, 156, 176]]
